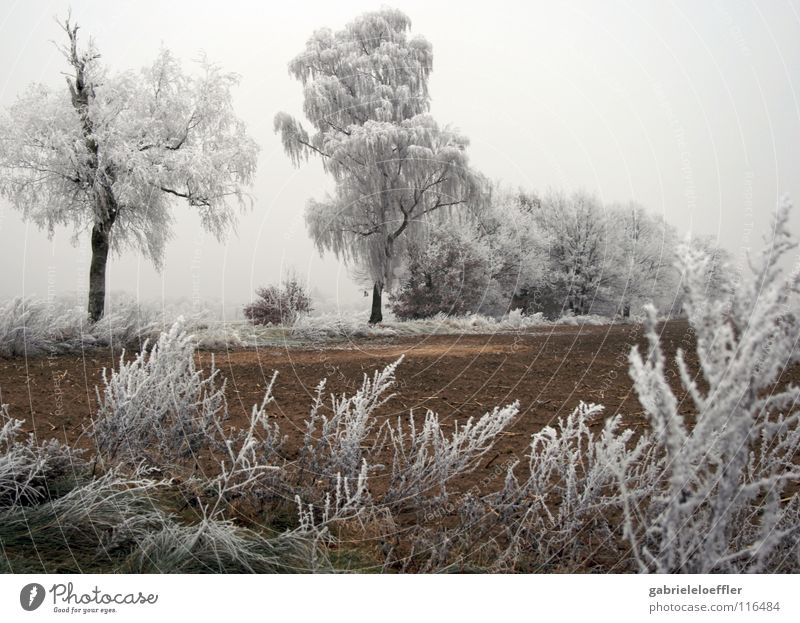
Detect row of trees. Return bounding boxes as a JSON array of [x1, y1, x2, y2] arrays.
[[0, 9, 728, 324], [278, 9, 729, 322], [393, 190, 732, 320]]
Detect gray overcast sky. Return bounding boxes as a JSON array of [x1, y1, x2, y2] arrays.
[[1, 0, 799, 316]]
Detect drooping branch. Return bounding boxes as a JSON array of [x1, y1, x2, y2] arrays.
[[159, 185, 212, 207]]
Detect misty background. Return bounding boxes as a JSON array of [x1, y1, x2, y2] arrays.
[[1, 0, 798, 318]]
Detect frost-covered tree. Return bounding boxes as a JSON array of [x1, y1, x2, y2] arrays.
[[474, 190, 549, 314], [390, 222, 491, 319], [685, 236, 733, 299], [515, 191, 679, 318], [275, 8, 483, 323], [390, 189, 551, 319], [532, 191, 614, 315], [609, 202, 679, 317], [0, 18, 258, 321]]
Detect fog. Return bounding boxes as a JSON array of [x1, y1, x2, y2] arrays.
[[1, 0, 798, 317]]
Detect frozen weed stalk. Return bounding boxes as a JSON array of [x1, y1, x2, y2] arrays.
[[384, 402, 519, 512], [92, 318, 228, 468], [623, 197, 800, 573], [299, 357, 402, 485]]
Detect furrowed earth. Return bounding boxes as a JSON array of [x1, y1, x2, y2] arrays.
[[0, 321, 707, 469]]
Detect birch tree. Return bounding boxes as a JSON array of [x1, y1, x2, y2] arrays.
[[0, 18, 258, 321], [275, 8, 483, 323]]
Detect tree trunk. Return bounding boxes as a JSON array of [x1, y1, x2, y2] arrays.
[[88, 222, 111, 322], [368, 281, 383, 324]]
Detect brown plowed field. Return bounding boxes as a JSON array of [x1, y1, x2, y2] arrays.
[[0, 322, 705, 467]]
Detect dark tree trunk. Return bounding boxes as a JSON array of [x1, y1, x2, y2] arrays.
[[63, 23, 116, 323], [88, 222, 111, 322], [87, 186, 117, 322], [368, 281, 383, 324]]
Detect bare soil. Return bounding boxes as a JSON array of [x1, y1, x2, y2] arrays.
[[0, 321, 706, 465]]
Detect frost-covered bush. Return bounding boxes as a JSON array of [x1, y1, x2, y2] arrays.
[[92, 320, 228, 467], [244, 276, 312, 326], [384, 404, 518, 512], [621, 200, 800, 573], [485, 403, 659, 571], [0, 404, 81, 509], [390, 225, 493, 319], [292, 356, 521, 549], [299, 358, 401, 486], [206, 373, 286, 512]]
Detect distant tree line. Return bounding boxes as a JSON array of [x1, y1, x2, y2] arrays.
[[390, 188, 732, 320]]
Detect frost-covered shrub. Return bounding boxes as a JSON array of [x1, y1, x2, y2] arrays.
[[486, 403, 659, 571], [92, 319, 228, 467], [299, 358, 401, 485], [390, 226, 492, 319], [294, 461, 371, 542], [627, 201, 800, 573], [244, 276, 313, 326], [621, 200, 800, 573], [0, 405, 81, 509], [206, 373, 286, 512], [292, 357, 520, 549], [384, 404, 518, 512]]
